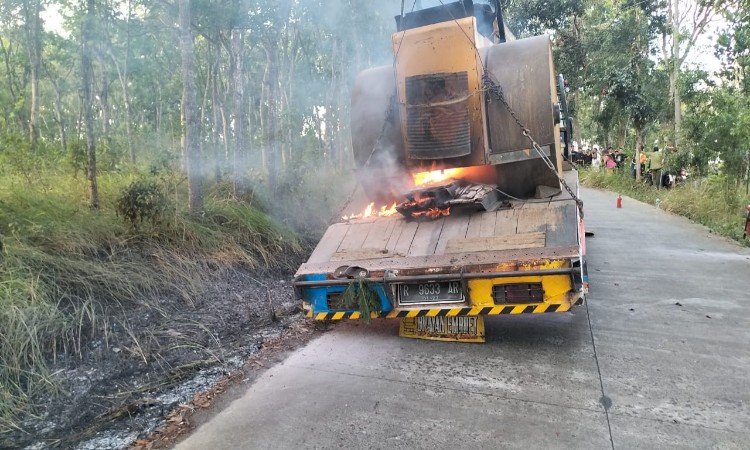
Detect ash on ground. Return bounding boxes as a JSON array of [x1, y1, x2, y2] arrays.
[[3, 266, 315, 450]]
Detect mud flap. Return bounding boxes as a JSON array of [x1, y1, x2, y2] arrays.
[[399, 315, 485, 343]]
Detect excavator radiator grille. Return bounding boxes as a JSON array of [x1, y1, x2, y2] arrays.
[[405, 72, 471, 159]]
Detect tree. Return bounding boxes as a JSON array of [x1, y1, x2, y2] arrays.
[[82, 0, 98, 208], [21, 0, 42, 153], [660, 0, 737, 148], [179, 0, 203, 213], [231, 12, 249, 197]]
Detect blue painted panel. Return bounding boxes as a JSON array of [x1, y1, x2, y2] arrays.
[[303, 274, 393, 314]]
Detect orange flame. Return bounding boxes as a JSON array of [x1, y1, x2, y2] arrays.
[[378, 202, 398, 216], [342, 202, 398, 221], [412, 168, 464, 186], [414, 207, 451, 219]]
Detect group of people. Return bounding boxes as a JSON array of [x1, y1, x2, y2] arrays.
[[571, 145, 626, 173], [571, 143, 681, 190]]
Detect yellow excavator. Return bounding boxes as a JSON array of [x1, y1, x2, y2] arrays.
[[294, 0, 586, 343], [351, 0, 574, 204]]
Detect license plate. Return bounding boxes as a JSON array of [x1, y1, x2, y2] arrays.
[[398, 281, 463, 304], [399, 315, 485, 343]]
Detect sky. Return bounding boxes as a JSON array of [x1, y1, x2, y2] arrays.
[[685, 21, 726, 73], [40, 3, 67, 37]]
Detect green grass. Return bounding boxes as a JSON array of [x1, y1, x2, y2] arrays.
[[0, 170, 309, 433], [580, 168, 750, 244]]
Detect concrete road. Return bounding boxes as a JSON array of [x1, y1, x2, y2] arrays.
[[176, 188, 750, 450]]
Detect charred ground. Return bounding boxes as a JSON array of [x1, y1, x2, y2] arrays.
[[2, 263, 320, 450]]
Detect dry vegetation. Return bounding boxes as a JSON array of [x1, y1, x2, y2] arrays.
[[0, 166, 348, 445]]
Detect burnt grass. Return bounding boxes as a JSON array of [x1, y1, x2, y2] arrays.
[[2, 263, 315, 450]]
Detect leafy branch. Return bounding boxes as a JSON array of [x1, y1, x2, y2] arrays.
[[339, 278, 382, 324]]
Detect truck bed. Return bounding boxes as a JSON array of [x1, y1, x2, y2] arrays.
[[296, 174, 580, 278]]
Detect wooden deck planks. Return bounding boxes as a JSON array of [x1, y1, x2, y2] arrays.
[[306, 223, 350, 264], [494, 207, 518, 235], [297, 169, 584, 276], [306, 196, 579, 268], [362, 217, 398, 250], [445, 231, 546, 254], [465, 211, 484, 239], [327, 217, 404, 261], [408, 218, 446, 256], [296, 243, 580, 275], [330, 248, 395, 261], [434, 214, 472, 255], [335, 222, 373, 253], [515, 201, 551, 234], [392, 220, 420, 256], [479, 210, 498, 237], [385, 218, 407, 252]]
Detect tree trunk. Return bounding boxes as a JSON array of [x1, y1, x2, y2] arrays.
[[156, 83, 163, 134], [199, 40, 211, 172], [210, 48, 224, 182], [220, 105, 229, 166], [179, 0, 203, 213], [231, 28, 249, 197], [52, 82, 67, 153], [336, 37, 348, 168], [262, 43, 280, 193], [23, 0, 42, 153], [125, 0, 133, 163], [672, 0, 681, 149], [326, 38, 338, 165], [97, 53, 110, 140], [0, 37, 19, 110], [111, 0, 135, 163], [82, 0, 99, 208], [259, 62, 268, 171], [109, 45, 134, 162]]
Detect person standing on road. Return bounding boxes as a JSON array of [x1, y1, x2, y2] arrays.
[[592, 147, 602, 170], [604, 151, 617, 174], [648, 146, 664, 189], [615, 149, 626, 172]]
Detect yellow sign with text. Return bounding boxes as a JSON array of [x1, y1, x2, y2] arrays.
[[399, 315, 485, 343]]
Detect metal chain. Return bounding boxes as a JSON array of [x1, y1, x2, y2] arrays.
[[482, 73, 584, 218]]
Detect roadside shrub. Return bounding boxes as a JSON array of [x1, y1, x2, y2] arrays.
[[116, 181, 169, 229], [580, 167, 750, 244]]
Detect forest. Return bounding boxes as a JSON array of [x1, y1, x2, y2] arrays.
[[1, 0, 749, 446], [1, 0, 750, 208]]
